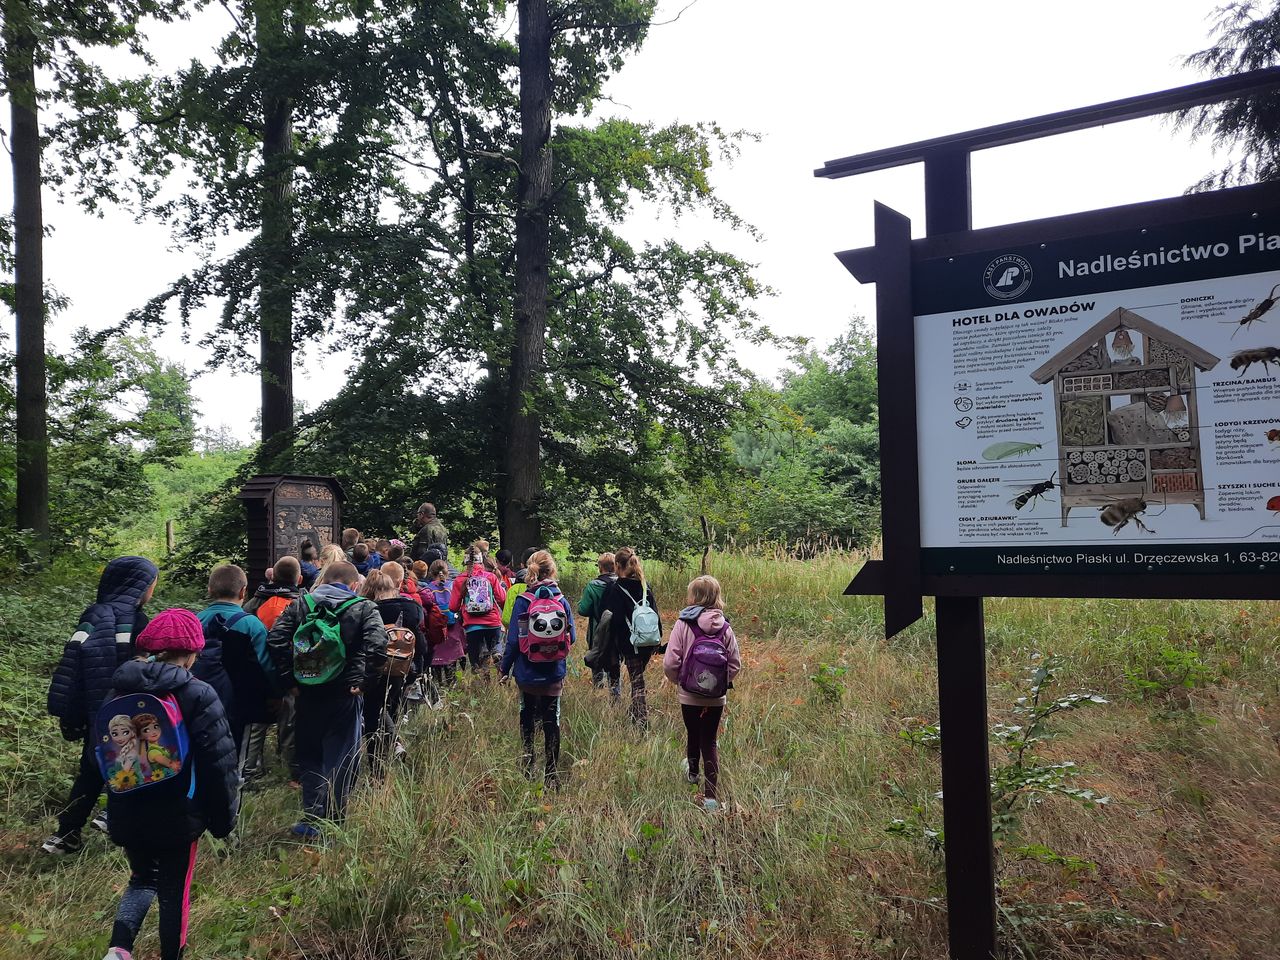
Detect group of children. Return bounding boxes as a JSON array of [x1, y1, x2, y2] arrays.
[[40, 523, 742, 960]]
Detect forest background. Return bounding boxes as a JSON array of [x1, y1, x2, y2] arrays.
[[2, 3, 1280, 959]]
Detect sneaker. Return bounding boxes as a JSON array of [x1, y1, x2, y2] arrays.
[[102, 948, 133, 960], [289, 822, 322, 840], [90, 811, 109, 834], [681, 758, 699, 784], [41, 831, 83, 855], [702, 798, 720, 813]]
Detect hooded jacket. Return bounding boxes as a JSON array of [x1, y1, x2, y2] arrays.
[[265, 582, 386, 694], [500, 581, 575, 693], [48, 557, 158, 727], [102, 659, 239, 848], [663, 606, 742, 707]]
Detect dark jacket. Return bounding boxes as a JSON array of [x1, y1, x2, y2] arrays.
[[265, 583, 386, 694], [410, 519, 449, 563], [578, 573, 617, 648], [299, 560, 320, 590], [194, 604, 273, 728], [500, 581, 575, 692], [375, 596, 428, 676], [103, 659, 239, 848], [603, 577, 663, 664], [47, 556, 158, 729], [243, 582, 302, 622]]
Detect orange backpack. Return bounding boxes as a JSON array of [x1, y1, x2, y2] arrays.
[[256, 594, 292, 630]]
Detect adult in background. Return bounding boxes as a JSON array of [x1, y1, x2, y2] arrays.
[[601, 547, 663, 728], [578, 552, 619, 694], [410, 502, 449, 564]]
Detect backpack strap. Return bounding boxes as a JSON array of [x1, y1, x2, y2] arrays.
[[624, 579, 649, 610], [223, 610, 250, 631]]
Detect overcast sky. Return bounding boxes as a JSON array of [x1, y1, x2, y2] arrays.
[[8, 0, 1236, 440]]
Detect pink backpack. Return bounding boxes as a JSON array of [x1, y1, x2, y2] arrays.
[[519, 587, 570, 663]]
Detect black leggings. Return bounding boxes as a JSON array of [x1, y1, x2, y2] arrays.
[[111, 841, 198, 960], [519, 692, 561, 781], [681, 704, 724, 800]]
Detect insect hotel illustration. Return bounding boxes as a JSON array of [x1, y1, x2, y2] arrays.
[[1029, 307, 1219, 527]]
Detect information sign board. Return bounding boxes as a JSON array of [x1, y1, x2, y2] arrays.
[[914, 208, 1280, 575]]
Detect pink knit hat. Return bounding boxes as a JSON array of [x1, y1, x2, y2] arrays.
[[135, 608, 205, 654]]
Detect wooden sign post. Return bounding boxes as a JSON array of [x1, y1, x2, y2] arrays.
[[817, 67, 1280, 959]]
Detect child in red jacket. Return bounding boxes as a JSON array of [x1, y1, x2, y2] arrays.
[[449, 544, 507, 679]]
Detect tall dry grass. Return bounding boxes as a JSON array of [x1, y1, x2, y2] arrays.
[[2, 550, 1278, 959]]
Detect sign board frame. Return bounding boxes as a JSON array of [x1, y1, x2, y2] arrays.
[[817, 67, 1280, 960]]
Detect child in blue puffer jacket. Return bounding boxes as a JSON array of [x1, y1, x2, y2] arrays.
[[499, 550, 575, 785]]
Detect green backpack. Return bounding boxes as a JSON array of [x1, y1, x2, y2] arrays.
[[292, 594, 362, 685]]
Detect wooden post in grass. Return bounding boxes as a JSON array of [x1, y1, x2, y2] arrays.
[[165, 519, 175, 555]]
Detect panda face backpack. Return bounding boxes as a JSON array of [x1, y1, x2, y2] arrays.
[[520, 587, 570, 663]]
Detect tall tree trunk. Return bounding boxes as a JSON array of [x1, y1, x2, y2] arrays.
[[5, 0, 49, 553], [504, 0, 551, 555], [257, 0, 295, 449]]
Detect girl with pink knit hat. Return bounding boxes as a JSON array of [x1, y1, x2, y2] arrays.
[[97, 608, 239, 960]]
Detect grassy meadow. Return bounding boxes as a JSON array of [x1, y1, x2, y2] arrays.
[[0, 551, 1277, 959]]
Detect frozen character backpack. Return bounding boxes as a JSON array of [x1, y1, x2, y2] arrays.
[[94, 693, 191, 795], [520, 587, 570, 663], [626, 579, 662, 650], [293, 594, 362, 685], [382, 613, 417, 678], [678, 619, 731, 699], [463, 571, 495, 615]]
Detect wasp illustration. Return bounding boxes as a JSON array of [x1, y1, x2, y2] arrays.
[[1224, 284, 1280, 338], [1230, 346, 1280, 376], [1100, 496, 1155, 534], [1012, 473, 1056, 511]]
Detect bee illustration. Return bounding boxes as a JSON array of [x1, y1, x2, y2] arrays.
[[1224, 284, 1280, 338], [1267, 428, 1280, 445], [1099, 496, 1155, 534], [1230, 347, 1280, 376], [1012, 473, 1056, 511]]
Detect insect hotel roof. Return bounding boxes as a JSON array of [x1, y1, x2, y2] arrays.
[[1029, 307, 1219, 383]]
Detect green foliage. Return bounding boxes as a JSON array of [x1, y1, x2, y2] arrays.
[[1180, 2, 1280, 190], [1124, 642, 1217, 705], [809, 662, 848, 704], [0, 332, 198, 566], [891, 655, 1109, 858], [722, 317, 880, 552]]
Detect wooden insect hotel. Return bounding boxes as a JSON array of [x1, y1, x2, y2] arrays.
[[1029, 308, 1219, 526], [238, 475, 345, 593]]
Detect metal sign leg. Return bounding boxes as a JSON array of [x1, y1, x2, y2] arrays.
[[936, 595, 997, 959]]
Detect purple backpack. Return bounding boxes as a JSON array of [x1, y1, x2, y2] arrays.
[[678, 619, 730, 699]]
